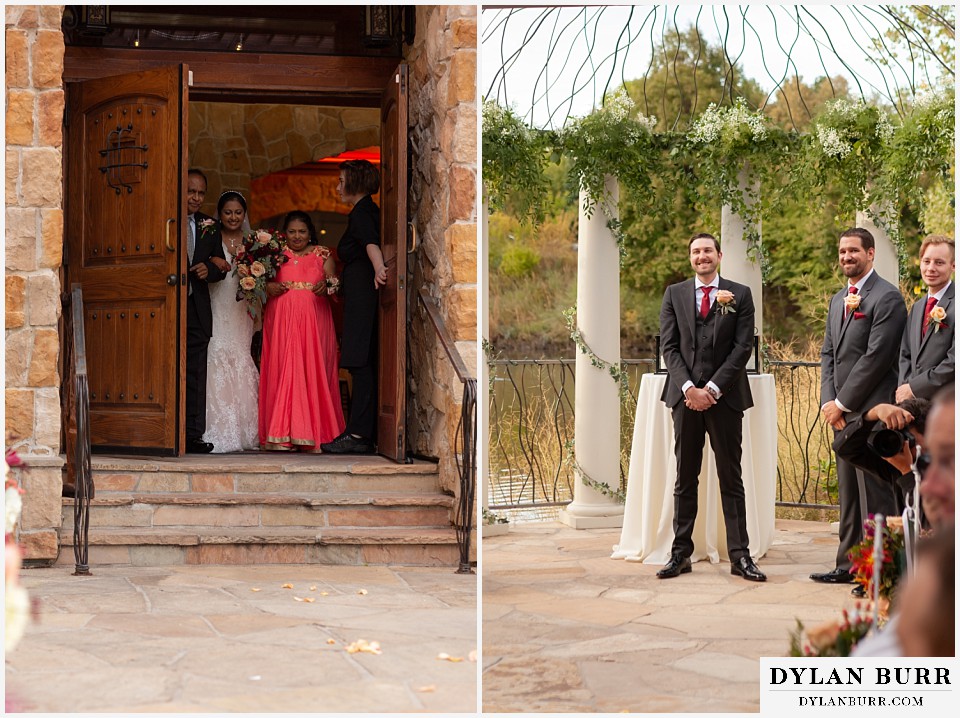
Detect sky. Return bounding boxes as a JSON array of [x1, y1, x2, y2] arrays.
[[481, 3, 951, 129]]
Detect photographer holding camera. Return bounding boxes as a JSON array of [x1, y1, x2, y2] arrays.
[[833, 398, 930, 520]]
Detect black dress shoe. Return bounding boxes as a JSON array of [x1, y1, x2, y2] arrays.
[[851, 584, 867, 598], [809, 567, 854, 584], [320, 432, 374, 454], [656, 555, 692, 579], [731, 556, 767, 582], [186, 439, 214, 454]]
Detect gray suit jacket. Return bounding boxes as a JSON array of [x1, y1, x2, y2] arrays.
[[820, 271, 906, 413], [898, 282, 955, 399], [659, 276, 755, 411]]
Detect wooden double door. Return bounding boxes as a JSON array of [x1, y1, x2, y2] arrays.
[[65, 63, 408, 460]]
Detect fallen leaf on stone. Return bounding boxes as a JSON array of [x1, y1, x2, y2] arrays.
[[468, 650, 477, 662], [281, 583, 294, 589], [345, 639, 382, 655], [436, 652, 464, 662], [293, 596, 316, 603], [249, 675, 261, 681], [320, 591, 330, 596], [326, 638, 336, 645], [416, 685, 437, 693], [356, 589, 368, 595], [309, 585, 317, 591], [250, 588, 261, 592]]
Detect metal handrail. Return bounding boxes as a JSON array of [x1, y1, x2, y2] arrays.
[[69, 284, 94, 575], [418, 287, 477, 575]]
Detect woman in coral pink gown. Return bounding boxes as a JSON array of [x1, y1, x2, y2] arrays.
[[259, 211, 345, 451]]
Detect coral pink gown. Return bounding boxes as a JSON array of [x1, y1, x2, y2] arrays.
[[259, 247, 345, 450]]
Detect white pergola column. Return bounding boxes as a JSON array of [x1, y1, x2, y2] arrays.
[[560, 175, 625, 529], [481, 194, 508, 536], [857, 205, 899, 284], [720, 169, 763, 339]]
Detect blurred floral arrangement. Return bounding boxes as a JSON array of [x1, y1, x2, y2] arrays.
[[5, 447, 30, 652], [848, 514, 908, 604], [788, 606, 875, 657]]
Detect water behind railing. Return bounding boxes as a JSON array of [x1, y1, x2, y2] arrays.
[[488, 358, 837, 523]]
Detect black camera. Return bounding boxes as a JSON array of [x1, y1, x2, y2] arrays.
[[867, 425, 916, 458]]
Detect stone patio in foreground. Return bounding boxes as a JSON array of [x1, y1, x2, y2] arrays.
[[482, 519, 854, 713], [6, 564, 477, 713]]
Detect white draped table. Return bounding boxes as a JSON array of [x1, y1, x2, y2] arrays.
[[611, 373, 777, 565]]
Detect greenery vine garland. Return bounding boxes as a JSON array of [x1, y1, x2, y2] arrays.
[[559, 88, 660, 219], [564, 439, 627, 504], [482, 101, 553, 225], [562, 305, 631, 405], [483, 88, 955, 271], [686, 98, 791, 267]]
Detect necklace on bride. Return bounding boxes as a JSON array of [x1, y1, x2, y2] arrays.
[[223, 233, 243, 257]]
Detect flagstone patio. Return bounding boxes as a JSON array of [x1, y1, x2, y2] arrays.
[[6, 563, 477, 713], [482, 519, 854, 713]]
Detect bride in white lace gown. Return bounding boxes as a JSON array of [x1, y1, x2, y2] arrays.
[[202, 191, 259, 452]]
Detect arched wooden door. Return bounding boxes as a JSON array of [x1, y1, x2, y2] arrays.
[[65, 65, 188, 454], [377, 63, 408, 462]]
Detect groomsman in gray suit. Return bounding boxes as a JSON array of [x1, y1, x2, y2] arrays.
[[897, 235, 955, 401], [812, 227, 907, 590]]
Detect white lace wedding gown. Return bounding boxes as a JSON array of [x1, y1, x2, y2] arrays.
[[203, 243, 260, 452]]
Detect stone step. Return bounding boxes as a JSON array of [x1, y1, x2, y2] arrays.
[[87, 455, 441, 495], [57, 526, 461, 567], [58, 454, 460, 567], [62, 492, 455, 529]]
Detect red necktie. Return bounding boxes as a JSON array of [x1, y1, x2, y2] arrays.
[[844, 285, 858, 321], [699, 286, 711, 318], [922, 296, 938, 337]]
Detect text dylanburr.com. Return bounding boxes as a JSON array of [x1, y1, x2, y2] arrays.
[[760, 658, 957, 716]]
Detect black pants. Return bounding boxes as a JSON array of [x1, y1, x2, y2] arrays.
[[834, 456, 898, 571], [670, 400, 750, 562], [344, 331, 378, 442], [185, 297, 209, 442]]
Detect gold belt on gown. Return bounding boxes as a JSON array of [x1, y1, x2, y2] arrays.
[[282, 281, 318, 290]]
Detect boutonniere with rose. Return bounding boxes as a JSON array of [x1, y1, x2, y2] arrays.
[[715, 289, 737, 315], [843, 292, 866, 319], [198, 218, 217, 237], [927, 305, 948, 333]]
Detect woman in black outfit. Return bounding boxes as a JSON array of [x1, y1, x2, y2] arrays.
[[321, 160, 387, 454]]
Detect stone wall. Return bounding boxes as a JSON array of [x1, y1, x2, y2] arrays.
[[404, 6, 477, 497], [188, 102, 379, 224], [5, 4, 66, 560]]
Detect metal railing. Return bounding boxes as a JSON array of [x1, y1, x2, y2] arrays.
[[65, 284, 94, 574], [488, 359, 654, 518], [488, 358, 838, 518], [418, 288, 477, 574]]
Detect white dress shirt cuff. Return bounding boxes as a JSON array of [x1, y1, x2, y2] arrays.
[[706, 381, 721, 398], [681, 381, 695, 396], [822, 398, 850, 413]]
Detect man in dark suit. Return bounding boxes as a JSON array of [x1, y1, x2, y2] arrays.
[[897, 235, 954, 402], [184, 169, 226, 453], [813, 227, 906, 588], [656, 233, 766, 582]]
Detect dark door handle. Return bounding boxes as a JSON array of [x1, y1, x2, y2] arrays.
[[166, 274, 178, 286]]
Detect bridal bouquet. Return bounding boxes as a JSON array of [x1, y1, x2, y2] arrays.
[[233, 228, 288, 320]]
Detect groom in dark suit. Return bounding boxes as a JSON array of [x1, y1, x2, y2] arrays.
[[897, 235, 954, 402], [813, 227, 906, 589], [184, 169, 226, 453], [657, 233, 766, 582]]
